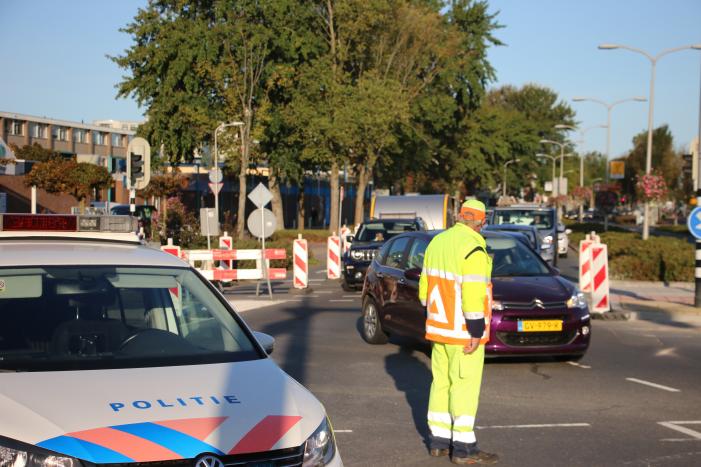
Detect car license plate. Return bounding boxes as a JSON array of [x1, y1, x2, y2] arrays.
[[517, 320, 562, 332]]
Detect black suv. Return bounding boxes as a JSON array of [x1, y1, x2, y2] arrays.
[[341, 218, 426, 290]]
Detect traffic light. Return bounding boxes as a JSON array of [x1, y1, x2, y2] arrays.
[[126, 137, 151, 190], [682, 153, 693, 177]]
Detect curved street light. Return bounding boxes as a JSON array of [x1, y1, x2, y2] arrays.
[[502, 159, 520, 197], [599, 43, 701, 239]]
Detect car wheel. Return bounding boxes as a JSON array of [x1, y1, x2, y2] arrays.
[[362, 297, 388, 344]]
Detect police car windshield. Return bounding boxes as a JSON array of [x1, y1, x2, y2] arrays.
[[0, 266, 260, 371], [493, 210, 553, 230], [486, 237, 551, 277], [356, 221, 417, 242]]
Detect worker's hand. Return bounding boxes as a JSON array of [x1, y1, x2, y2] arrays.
[[463, 337, 481, 355]]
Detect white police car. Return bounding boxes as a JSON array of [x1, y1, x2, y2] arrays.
[[0, 214, 342, 467]]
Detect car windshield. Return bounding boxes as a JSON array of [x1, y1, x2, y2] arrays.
[[356, 221, 418, 242], [493, 209, 553, 230], [486, 236, 551, 277], [0, 266, 260, 372]]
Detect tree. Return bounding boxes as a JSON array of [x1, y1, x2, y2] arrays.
[[9, 143, 59, 162], [141, 171, 187, 237], [24, 158, 112, 206], [623, 125, 681, 201]]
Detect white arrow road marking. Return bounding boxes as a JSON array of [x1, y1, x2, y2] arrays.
[[626, 377, 680, 392], [659, 421, 701, 442]]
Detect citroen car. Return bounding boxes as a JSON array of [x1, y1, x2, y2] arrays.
[[360, 230, 590, 359], [0, 214, 342, 467]]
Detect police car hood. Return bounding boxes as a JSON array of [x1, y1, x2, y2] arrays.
[[0, 359, 325, 463]]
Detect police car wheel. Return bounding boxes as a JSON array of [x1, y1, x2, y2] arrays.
[[362, 297, 388, 344]]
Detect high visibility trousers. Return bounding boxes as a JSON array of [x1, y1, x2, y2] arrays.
[[427, 342, 485, 447]]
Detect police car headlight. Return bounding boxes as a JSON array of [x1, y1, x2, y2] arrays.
[[567, 292, 587, 309], [350, 250, 364, 260], [0, 438, 81, 467], [303, 417, 336, 466]]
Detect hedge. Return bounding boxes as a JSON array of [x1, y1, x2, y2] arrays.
[[568, 225, 693, 282]]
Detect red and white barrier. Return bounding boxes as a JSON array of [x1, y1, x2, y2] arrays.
[[327, 233, 341, 279], [293, 235, 308, 289], [218, 232, 234, 282], [161, 238, 182, 258], [590, 243, 610, 313], [340, 225, 351, 255], [183, 248, 287, 282], [578, 236, 594, 292]]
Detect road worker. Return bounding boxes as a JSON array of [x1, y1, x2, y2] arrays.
[[418, 199, 498, 465]]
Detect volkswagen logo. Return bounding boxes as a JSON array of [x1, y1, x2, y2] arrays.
[[195, 455, 225, 467], [533, 299, 544, 309]]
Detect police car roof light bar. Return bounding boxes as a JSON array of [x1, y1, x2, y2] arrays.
[[0, 214, 137, 234]]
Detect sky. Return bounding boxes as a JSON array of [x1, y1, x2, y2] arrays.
[[1, 0, 700, 160]]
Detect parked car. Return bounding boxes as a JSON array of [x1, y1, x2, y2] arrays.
[[557, 223, 572, 258], [341, 217, 427, 290], [361, 230, 591, 359], [483, 224, 541, 252], [488, 205, 558, 265]]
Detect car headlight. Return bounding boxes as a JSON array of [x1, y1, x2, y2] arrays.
[[492, 300, 504, 311], [303, 417, 336, 467], [566, 292, 587, 309], [0, 438, 81, 467], [542, 235, 553, 246], [350, 250, 364, 260]]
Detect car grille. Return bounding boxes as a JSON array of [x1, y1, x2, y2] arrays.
[[352, 249, 377, 261], [496, 330, 577, 347], [97, 446, 305, 467], [501, 300, 566, 311]]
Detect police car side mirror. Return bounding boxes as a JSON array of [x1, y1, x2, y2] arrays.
[[253, 331, 275, 355]]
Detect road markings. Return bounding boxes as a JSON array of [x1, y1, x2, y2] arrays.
[[334, 430, 353, 433], [342, 295, 360, 298], [477, 423, 590, 429], [626, 377, 680, 392], [566, 361, 591, 369], [329, 299, 354, 303], [316, 291, 334, 294], [659, 421, 701, 442]]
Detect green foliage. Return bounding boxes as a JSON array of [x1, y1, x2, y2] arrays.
[[24, 158, 112, 202], [10, 143, 59, 162], [568, 226, 693, 282], [623, 125, 682, 200]]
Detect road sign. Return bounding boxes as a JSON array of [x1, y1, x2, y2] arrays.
[[248, 182, 272, 208], [687, 206, 701, 239], [200, 208, 220, 237], [610, 161, 625, 180], [247, 208, 276, 239], [209, 182, 222, 195], [208, 168, 223, 183]]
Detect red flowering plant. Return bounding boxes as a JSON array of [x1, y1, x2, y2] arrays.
[[571, 186, 592, 206], [635, 172, 668, 202]]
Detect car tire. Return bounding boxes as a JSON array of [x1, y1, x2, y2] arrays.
[[361, 297, 388, 344]]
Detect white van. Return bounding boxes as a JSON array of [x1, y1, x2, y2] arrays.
[[0, 214, 342, 467]]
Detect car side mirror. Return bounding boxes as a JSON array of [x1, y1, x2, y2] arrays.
[[253, 331, 275, 355], [405, 267, 421, 281], [346, 235, 354, 243]]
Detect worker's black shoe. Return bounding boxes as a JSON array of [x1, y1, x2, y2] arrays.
[[451, 450, 499, 465], [429, 448, 449, 457]]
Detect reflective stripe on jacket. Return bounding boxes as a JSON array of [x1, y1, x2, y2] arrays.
[[419, 223, 492, 346]]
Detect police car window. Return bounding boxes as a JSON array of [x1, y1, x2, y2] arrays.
[[406, 239, 428, 270], [0, 266, 259, 371], [494, 210, 553, 229], [385, 237, 410, 269]]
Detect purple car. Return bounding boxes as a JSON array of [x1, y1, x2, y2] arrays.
[[360, 230, 591, 359]]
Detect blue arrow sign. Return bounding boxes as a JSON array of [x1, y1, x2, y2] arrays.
[[687, 206, 701, 239]]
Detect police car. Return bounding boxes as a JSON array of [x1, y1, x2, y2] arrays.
[[0, 214, 342, 467]]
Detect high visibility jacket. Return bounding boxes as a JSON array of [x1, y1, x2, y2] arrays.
[[419, 223, 492, 346]]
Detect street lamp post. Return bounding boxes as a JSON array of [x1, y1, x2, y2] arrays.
[[599, 43, 701, 240], [214, 121, 244, 228], [502, 159, 520, 197], [194, 153, 202, 213], [540, 139, 567, 219], [537, 153, 556, 196], [555, 124, 607, 222]]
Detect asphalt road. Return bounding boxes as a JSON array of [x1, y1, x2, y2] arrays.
[[224, 256, 701, 467]]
